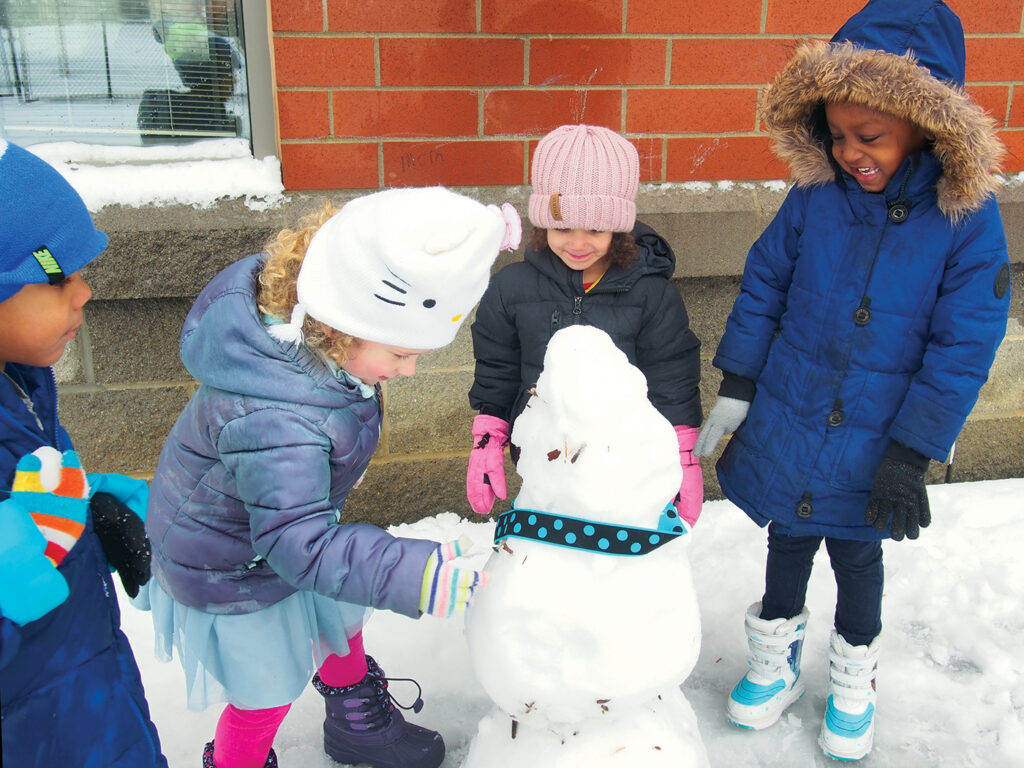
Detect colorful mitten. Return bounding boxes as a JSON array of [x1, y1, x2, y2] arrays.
[[11, 447, 90, 566], [466, 415, 510, 514], [419, 536, 488, 618], [87, 473, 152, 598], [0, 498, 70, 625], [673, 425, 704, 528]]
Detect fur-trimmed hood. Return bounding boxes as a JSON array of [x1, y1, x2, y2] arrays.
[[763, 0, 1004, 221]]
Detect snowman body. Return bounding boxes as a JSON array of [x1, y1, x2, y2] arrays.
[[463, 326, 707, 766]]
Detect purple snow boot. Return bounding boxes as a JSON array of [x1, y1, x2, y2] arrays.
[[202, 740, 278, 767], [311, 655, 445, 768]]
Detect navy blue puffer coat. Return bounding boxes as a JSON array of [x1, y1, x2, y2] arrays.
[[1, 365, 166, 767], [714, 0, 1011, 540]]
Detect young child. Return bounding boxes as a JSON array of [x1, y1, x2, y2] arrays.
[[694, 0, 1011, 760], [467, 124, 703, 527], [142, 186, 520, 768], [0, 140, 167, 767]]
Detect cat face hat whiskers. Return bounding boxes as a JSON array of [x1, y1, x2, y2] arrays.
[[268, 186, 521, 349]]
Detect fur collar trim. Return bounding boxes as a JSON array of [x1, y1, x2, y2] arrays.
[[764, 40, 1004, 221]]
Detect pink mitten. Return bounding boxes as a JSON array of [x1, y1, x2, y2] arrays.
[[674, 425, 704, 528], [466, 415, 510, 514]]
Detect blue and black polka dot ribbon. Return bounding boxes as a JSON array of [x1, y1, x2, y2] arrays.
[[494, 503, 687, 556]]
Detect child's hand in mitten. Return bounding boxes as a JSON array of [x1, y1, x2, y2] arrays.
[[673, 425, 703, 527], [89, 493, 151, 599], [11, 447, 89, 565], [466, 415, 510, 515], [693, 396, 751, 457], [87, 473, 152, 598], [419, 536, 488, 618], [0, 499, 71, 625], [865, 443, 931, 541]]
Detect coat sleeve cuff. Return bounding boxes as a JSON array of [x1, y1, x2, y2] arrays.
[[885, 440, 931, 470], [718, 371, 756, 401]]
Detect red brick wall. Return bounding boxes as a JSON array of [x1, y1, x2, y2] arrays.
[[270, 0, 1024, 191]]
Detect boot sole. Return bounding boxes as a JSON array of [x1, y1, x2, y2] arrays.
[[818, 731, 873, 762], [324, 734, 445, 768], [726, 682, 805, 730]]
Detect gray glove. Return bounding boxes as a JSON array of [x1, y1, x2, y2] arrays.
[[694, 396, 751, 457]]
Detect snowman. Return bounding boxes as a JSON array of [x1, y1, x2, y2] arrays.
[[463, 325, 709, 767]]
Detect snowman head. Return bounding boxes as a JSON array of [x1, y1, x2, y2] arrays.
[[511, 325, 681, 526]]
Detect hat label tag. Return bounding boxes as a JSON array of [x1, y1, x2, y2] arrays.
[[549, 193, 563, 222], [32, 247, 66, 284]]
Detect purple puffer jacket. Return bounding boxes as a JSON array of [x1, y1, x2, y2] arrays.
[[146, 255, 436, 617]]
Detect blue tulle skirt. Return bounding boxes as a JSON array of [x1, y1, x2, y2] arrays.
[[139, 580, 369, 711]]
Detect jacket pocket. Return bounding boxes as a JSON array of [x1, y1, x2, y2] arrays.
[[828, 371, 907, 492]]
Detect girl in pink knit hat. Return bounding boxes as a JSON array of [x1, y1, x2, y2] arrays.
[[467, 124, 703, 530]]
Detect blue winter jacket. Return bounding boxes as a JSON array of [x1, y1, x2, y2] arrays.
[[1, 365, 166, 767], [146, 255, 437, 617], [714, 0, 1011, 540]]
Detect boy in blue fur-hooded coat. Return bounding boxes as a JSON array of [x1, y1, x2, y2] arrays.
[[694, 1, 1010, 760]]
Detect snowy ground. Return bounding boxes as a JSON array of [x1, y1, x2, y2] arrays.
[[122, 477, 1024, 767]]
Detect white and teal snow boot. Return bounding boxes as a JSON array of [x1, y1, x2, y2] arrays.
[[726, 602, 809, 730], [819, 630, 880, 761]]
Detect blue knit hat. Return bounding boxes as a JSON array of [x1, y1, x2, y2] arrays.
[[0, 139, 108, 303]]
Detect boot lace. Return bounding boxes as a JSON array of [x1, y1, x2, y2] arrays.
[[313, 655, 425, 731]]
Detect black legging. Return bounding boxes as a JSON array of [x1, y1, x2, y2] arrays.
[[759, 522, 883, 647]]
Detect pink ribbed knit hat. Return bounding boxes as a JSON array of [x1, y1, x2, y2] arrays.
[[528, 124, 639, 233]]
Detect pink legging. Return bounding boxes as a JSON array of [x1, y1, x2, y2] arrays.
[[212, 632, 368, 767], [317, 630, 368, 687]]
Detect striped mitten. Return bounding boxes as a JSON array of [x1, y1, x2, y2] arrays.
[[11, 447, 90, 566], [419, 536, 488, 618], [0, 498, 70, 625]]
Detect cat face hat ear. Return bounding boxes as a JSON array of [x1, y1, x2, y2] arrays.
[[270, 186, 521, 350]]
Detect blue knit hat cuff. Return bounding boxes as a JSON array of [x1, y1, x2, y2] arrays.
[[0, 140, 108, 303]]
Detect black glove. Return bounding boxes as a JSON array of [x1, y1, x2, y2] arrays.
[[90, 492, 152, 598], [864, 443, 931, 541]]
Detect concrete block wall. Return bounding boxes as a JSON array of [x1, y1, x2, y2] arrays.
[[269, 0, 1024, 191], [58, 183, 1024, 528]]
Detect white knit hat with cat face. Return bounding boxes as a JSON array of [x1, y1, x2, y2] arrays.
[[268, 186, 521, 350]]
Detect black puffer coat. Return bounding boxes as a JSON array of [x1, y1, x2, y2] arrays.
[[470, 222, 701, 428]]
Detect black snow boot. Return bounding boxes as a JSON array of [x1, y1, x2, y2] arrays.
[[202, 740, 278, 767], [312, 655, 444, 768]]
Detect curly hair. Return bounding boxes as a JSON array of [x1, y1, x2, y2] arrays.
[[256, 201, 358, 367], [529, 226, 638, 270]]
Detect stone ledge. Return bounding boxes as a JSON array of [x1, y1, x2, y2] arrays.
[[83, 182, 1024, 301]]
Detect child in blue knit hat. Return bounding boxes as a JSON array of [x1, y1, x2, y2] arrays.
[[0, 139, 167, 767]]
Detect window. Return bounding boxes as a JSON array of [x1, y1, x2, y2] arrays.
[[0, 0, 272, 154]]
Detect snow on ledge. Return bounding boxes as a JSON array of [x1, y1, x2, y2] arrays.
[[27, 139, 285, 212], [25, 139, 1022, 214]]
